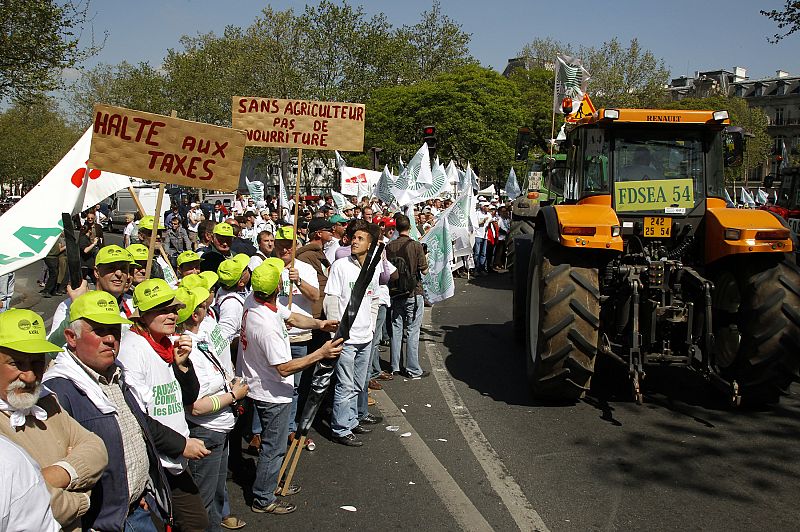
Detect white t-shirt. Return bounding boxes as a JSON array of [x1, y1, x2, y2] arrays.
[[278, 261, 319, 337], [474, 211, 492, 239], [117, 332, 188, 474], [0, 436, 59, 532], [324, 239, 340, 265], [187, 209, 201, 232], [238, 295, 293, 403], [123, 222, 135, 241], [215, 287, 248, 346], [185, 329, 235, 433], [325, 255, 380, 345]]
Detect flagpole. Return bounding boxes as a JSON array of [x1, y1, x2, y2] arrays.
[[288, 148, 302, 307]]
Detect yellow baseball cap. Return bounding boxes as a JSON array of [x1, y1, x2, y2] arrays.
[[69, 291, 132, 326], [175, 286, 211, 324], [251, 258, 284, 295], [177, 250, 201, 267], [217, 254, 250, 288], [180, 272, 218, 291], [213, 222, 234, 237], [131, 278, 184, 317], [139, 216, 165, 231], [126, 244, 149, 265], [274, 225, 295, 241], [95, 245, 135, 266], [199, 271, 219, 290], [0, 309, 61, 354]]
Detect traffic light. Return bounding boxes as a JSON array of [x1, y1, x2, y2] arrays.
[[422, 125, 437, 158], [515, 126, 532, 161]]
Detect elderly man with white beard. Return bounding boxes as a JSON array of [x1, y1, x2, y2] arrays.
[[0, 308, 108, 532]]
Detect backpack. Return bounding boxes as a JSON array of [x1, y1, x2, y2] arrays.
[[388, 240, 418, 299]]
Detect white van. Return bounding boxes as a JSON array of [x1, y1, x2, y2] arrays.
[[108, 187, 171, 232]]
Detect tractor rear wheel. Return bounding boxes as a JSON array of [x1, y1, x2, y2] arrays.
[[712, 257, 800, 404], [526, 233, 600, 401], [506, 219, 535, 270]]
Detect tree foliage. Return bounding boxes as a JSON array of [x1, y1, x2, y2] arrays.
[[0, 98, 80, 186], [518, 37, 670, 108], [0, 0, 103, 103], [367, 65, 524, 180], [762, 1, 800, 43]]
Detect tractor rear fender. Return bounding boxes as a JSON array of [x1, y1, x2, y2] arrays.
[[538, 204, 624, 251], [705, 204, 794, 265]]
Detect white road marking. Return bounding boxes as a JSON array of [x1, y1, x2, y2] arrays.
[[375, 390, 494, 532], [423, 313, 550, 532]]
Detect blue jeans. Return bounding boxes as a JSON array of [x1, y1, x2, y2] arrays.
[[369, 304, 388, 380], [331, 341, 371, 436], [473, 237, 488, 271], [124, 506, 158, 532], [188, 425, 229, 532], [287, 342, 309, 435], [390, 295, 425, 376], [252, 400, 291, 507]]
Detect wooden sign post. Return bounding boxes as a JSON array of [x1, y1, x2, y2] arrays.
[[233, 95, 366, 494]]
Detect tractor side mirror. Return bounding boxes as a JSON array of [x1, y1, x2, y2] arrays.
[[723, 127, 744, 168]]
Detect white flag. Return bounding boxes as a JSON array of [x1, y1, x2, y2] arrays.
[[757, 188, 769, 205], [504, 167, 522, 201], [335, 150, 347, 169], [444, 189, 475, 258], [376, 165, 397, 206], [398, 156, 405, 174], [0, 128, 132, 276], [331, 190, 347, 212], [740, 187, 755, 207], [246, 176, 265, 203], [553, 54, 590, 114], [278, 171, 291, 213], [724, 188, 735, 207], [420, 215, 455, 304]]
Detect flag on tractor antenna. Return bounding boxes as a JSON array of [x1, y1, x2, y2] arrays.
[[724, 188, 735, 207], [246, 176, 265, 203], [0, 127, 132, 277], [757, 188, 769, 205], [504, 167, 521, 200], [553, 54, 590, 114], [420, 215, 455, 304], [331, 190, 347, 212], [335, 150, 347, 169]]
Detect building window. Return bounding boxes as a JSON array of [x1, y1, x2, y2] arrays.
[[314, 167, 322, 175], [775, 107, 784, 125]]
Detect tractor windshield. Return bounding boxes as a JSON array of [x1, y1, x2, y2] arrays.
[[612, 130, 705, 214]]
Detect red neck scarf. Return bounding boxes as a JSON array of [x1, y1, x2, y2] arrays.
[[131, 326, 175, 364]]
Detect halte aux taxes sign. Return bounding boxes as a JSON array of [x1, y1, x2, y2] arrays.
[[232, 97, 365, 152], [88, 104, 247, 192]]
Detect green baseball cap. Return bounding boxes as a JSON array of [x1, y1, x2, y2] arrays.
[[175, 286, 211, 324], [329, 214, 348, 224], [0, 309, 61, 354], [126, 244, 149, 265], [251, 258, 284, 295], [131, 278, 184, 317], [199, 271, 219, 290], [69, 291, 132, 326], [139, 216, 165, 231], [213, 222, 234, 237], [274, 225, 295, 241], [177, 250, 201, 267], [95, 245, 135, 266], [217, 254, 250, 288]]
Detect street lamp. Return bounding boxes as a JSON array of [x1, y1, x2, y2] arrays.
[[369, 147, 383, 171]]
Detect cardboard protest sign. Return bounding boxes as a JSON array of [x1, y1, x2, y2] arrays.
[[88, 104, 247, 192], [232, 97, 365, 152]]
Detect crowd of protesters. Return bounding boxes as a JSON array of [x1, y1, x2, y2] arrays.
[[0, 189, 513, 531]]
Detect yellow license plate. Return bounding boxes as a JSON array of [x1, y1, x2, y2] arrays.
[[643, 217, 671, 238]]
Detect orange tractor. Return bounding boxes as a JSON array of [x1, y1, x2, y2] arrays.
[[513, 108, 799, 405]]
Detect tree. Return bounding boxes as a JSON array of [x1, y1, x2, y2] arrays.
[[517, 37, 670, 108], [507, 67, 558, 152], [0, 0, 103, 103], [0, 98, 80, 187], [762, 1, 800, 42], [367, 65, 524, 180]]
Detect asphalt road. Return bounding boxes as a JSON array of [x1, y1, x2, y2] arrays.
[[14, 239, 800, 531]]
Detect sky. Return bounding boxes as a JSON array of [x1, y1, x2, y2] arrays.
[[79, 0, 798, 82]]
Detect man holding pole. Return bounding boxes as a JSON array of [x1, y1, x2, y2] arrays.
[[238, 259, 342, 515]]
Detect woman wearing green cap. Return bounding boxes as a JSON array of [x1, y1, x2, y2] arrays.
[[117, 279, 211, 530], [176, 285, 249, 532]]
